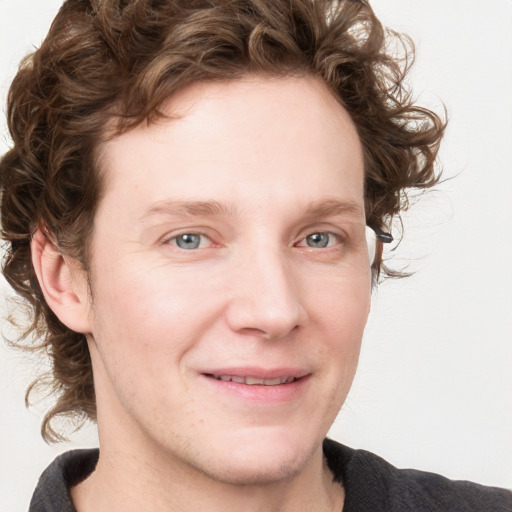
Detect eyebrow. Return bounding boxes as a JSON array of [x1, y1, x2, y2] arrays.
[[138, 198, 364, 223], [138, 199, 235, 223], [301, 198, 364, 221]]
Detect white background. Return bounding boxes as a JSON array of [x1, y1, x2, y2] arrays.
[[1, 0, 511, 509]]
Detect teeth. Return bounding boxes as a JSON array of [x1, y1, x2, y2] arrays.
[[245, 377, 265, 385], [261, 377, 281, 386], [213, 375, 296, 386]]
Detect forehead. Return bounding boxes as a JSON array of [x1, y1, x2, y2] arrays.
[[96, 75, 365, 222]]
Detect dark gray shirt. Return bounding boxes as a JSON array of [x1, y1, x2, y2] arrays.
[[29, 439, 512, 511]]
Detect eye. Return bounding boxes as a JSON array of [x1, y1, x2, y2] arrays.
[[169, 233, 210, 250], [297, 231, 340, 249]]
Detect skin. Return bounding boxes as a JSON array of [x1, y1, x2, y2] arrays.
[[34, 75, 371, 511]]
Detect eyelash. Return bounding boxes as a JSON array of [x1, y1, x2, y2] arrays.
[[165, 232, 213, 250], [295, 231, 343, 249]]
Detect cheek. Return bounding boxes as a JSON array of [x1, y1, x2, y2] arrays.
[[305, 270, 371, 333], [86, 267, 206, 413], [89, 260, 224, 356], [305, 273, 370, 381]]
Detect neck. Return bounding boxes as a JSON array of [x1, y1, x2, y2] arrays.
[[71, 436, 344, 512]]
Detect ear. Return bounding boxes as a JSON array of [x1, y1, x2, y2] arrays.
[[31, 228, 92, 334]]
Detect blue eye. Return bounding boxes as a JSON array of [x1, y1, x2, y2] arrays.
[[172, 233, 206, 250], [303, 232, 337, 248]]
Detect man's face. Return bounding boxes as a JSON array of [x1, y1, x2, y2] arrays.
[[83, 76, 371, 484]]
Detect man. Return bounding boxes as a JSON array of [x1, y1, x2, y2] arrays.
[[1, 0, 511, 510]]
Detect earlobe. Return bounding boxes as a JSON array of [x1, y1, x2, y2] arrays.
[[31, 228, 92, 334]]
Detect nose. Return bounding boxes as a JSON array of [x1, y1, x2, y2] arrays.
[[225, 247, 306, 340]]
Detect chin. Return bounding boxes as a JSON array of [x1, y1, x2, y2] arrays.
[[189, 429, 319, 486], [207, 454, 311, 486]]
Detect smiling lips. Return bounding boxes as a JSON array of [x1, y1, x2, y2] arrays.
[[201, 368, 310, 403], [207, 374, 297, 386]]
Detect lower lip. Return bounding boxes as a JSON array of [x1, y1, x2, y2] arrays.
[[200, 374, 311, 404]]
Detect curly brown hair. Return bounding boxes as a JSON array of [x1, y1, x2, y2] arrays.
[[0, 0, 444, 442]]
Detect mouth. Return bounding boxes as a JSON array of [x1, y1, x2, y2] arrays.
[[200, 368, 310, 403], [204, 374, 297, 386]]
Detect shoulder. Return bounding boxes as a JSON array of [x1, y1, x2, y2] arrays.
[[29, 449, 99, 512], [323, 438, 512, 512]]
